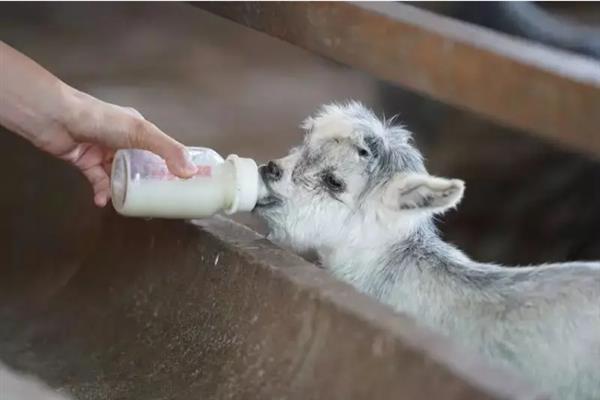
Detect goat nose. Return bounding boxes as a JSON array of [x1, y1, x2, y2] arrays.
[[261, 161, 282, 181]]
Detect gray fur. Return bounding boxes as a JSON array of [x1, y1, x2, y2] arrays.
[[255, 102, 600, 399]]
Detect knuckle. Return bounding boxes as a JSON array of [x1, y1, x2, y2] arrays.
[[125, 107, 144, 119], [172, 144, 187, 159], [126, 116, 147, 147]]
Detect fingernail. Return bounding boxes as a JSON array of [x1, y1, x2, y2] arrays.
[[95, 194, 107, 207]]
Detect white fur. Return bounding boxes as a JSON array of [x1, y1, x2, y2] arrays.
[[255, 101, 600, 399]]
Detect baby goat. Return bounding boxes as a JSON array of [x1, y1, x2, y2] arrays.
[[254, 102, 600, 400]]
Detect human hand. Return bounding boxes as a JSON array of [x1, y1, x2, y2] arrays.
[[0, 41, 197, 206], [42, 90, 198, 207]]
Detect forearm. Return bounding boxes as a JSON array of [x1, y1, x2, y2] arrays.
[[0, 41, 196, 206], [0, 41, 75, 142]]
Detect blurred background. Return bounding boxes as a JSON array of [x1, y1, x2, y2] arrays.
[[1, 3, 600, 399], [1, 1, 600, 266]]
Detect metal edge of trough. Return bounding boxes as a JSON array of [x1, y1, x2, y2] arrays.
[[188, 216, 544, 399], [194, 1, 600, 159]]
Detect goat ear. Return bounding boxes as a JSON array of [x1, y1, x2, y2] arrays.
[[382, 173, 464, 213]]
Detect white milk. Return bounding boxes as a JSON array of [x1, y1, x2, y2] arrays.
[[111, 147, 260, 219]]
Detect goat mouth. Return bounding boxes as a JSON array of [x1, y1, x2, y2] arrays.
[[254, 178, 282, 210], [254, 196, 282, 209]]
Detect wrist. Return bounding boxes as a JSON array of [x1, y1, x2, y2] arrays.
[[59, 84, 95, 134]]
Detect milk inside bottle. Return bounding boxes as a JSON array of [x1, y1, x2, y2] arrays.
[[111, 147, 260, 219]]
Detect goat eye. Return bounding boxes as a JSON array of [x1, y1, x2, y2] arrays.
[[323, 173, 345, 192], [357, 148, 369, 157]]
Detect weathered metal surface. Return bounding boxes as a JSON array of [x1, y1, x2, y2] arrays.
[[197, 2, 600, 158], [0, 130, 544, 399]]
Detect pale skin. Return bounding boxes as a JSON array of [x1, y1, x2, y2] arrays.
[[0, 41, 198, 207]]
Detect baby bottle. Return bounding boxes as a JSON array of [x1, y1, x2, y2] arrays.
[[110, 147, 260, 219]]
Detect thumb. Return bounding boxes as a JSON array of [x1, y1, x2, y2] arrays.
[[129, 120, 198, 178], [66, 94, 198, 178]]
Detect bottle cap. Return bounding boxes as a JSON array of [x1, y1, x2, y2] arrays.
[[225, 155, 259, 214]]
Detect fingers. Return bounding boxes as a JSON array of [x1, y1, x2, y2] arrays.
[[60, 144, 113, 207], [65, 93, 198, 179], [80, 164, 110, 207], [108, 104, 198, 178]]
